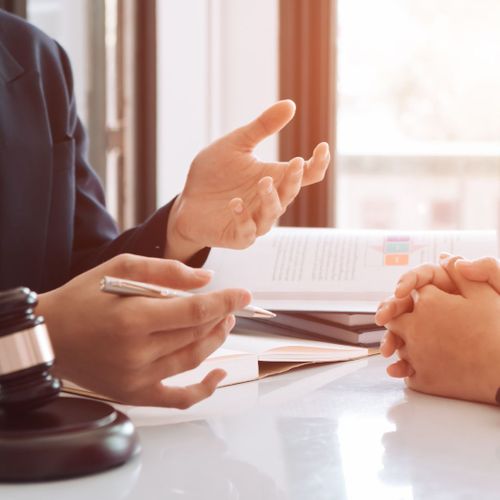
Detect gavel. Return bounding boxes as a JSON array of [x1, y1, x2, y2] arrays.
[[0, 287, 140, 482]]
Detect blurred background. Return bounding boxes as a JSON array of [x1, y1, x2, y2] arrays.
[[7, 0, 499, 233]]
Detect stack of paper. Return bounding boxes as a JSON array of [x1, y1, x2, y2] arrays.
[[245, 311, 384, 345], [201, 227, 498, 345]]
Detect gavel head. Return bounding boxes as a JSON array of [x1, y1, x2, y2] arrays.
[[0, 287, 60, 414], [0, 289, 140, 483]]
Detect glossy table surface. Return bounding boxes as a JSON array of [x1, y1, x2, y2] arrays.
[[1, 355, 499, 500]]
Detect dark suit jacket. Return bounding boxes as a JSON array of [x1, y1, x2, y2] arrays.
[[0, 10, 204, 293]]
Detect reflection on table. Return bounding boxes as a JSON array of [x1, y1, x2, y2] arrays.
[[1, 356, 499, 500]]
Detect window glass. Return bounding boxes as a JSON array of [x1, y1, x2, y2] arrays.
[[27, 0, 90, 127], [28, 0, 119, 219], [337, 0, 500, 231]]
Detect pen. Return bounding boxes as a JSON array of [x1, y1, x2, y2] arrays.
[[100, 276, 276, 319]]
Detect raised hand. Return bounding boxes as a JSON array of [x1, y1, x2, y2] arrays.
[[165, 100, 330, 262]]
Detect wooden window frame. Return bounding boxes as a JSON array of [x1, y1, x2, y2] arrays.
[[279, 0, 336, 227], [132, 0, 157, 223], [111, 0, 156, 229], [0, 0, 26, 17]]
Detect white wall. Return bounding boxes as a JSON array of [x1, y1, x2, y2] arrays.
[[217, 0, 279, 154], [156, 0, 278, 206]]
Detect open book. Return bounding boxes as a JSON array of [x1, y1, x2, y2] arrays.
[[201, 227, 498, 313], [63, 331, 376, 401]]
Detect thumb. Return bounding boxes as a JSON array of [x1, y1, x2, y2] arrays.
[[230, 100, 296, 150], [107, 255, 214, 291], [439, 254, 489, 299], [455, 257, 500, 294]]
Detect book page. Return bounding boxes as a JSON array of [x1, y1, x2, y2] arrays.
[[63, 349, 259, 397], [202, 227, 498, 311], [164, 348, 258, 388], [226, 330, 369, 362]]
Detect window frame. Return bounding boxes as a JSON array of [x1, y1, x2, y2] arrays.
[[0, 0, 26, 17], [279, 0, 336, 227]]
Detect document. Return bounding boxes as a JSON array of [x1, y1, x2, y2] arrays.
[[63, 330, 375, 401], [201, 227, 498, 312]]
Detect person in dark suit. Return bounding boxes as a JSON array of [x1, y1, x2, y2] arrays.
[[0, 10, 330, 407]]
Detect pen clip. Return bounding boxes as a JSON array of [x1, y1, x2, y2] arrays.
[[100, 276, 168, 298]]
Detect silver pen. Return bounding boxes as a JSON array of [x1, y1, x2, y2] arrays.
[[100, 276, 276, 319]]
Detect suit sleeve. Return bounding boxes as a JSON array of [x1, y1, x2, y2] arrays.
[[52, 44, 209, 277]]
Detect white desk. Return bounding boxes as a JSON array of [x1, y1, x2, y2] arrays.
[[1, 355, 499, 499]]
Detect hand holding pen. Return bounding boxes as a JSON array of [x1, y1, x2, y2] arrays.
[[37, 255, 254, 408]]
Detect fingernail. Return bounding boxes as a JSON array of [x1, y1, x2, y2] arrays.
[[374, 305, 388, 326], [226, 314, 236, 329], [319, 143, 330, 159], [264, 178, 273, 194], [194, 268, 214, 279], [379, 336, 390, 357], [232, 201, 243, 214], [377, 304, 388, 315], [394, 283, 408, 299], [439, 252, 455, 266], [410, 289, 419, 304], [240, 290, 252, 306], [439, 255, 452, 266]]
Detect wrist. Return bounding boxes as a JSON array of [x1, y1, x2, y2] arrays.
[[36, 290, 64, 378], [36, 291, 56, 333], [165, 194, 203, 262]]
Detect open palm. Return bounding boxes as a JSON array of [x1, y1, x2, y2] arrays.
[[166, 100, 330, 260]]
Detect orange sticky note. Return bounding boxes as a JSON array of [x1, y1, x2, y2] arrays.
[[384, 254, 409, 266]]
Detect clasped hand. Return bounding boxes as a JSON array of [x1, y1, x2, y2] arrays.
[[375, 255, 500, 404]]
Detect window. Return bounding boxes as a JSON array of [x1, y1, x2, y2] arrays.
[[336, 0, 500, 231], [27, 0, 91, 127], [27, 0, 111, 213], [156, 0, 279, 207], [27, 0, 154, 229]]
